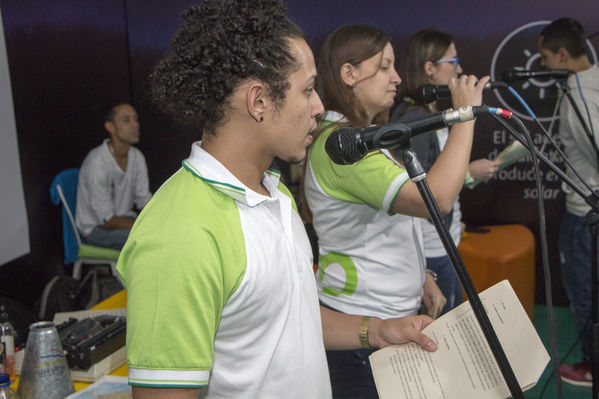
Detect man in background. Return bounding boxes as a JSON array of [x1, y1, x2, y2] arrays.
[[76, 102, 152, 250], [539, 17, 599, 387]]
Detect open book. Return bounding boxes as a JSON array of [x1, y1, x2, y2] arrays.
[[369, 280, 549, 399]]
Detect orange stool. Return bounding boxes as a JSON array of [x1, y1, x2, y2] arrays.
[[458, 224, 536, 320]]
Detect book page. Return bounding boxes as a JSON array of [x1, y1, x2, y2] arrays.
[[495, 140, 530, 167], [369, 280, 549, 399], [465, 141, 530, 188]]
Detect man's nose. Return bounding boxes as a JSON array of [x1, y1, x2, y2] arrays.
[[313, 91, 324, 118]]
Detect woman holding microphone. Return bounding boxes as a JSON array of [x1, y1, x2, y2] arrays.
[[390, 28, 500, 316], [303, 24, 489, 398]]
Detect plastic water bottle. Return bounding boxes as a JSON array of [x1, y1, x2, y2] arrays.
[[0, 373, 18, 398], [0, 309, 15, 383]]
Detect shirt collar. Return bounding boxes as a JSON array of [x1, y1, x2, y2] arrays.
[[182, 141, 282, 207]]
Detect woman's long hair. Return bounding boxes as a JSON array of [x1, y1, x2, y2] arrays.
[[316, 24, 392, 129], [301, 25, 391, 224], [397, 28, 453, 111]]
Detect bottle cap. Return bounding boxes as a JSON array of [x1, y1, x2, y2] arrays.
[[0, 373, 9, 386]]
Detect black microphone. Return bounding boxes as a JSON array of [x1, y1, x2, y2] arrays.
[[416, 82, 506, 104], [325, 105, 491, 165], [502, 69, 572, 83]]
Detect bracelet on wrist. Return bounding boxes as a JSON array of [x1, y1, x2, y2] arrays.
[[359, 316, 375, 349], [425, 268, 438, 282]]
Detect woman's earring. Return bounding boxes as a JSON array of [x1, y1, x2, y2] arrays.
[[259, 116, 263, 122]]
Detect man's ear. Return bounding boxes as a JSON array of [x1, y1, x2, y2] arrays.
[[340, 62, 357, 87], [246, 82, 266, 122], [557, 47, 570, 63], [104, 120, 115, 135]]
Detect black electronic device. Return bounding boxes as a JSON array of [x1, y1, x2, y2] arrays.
[[56, 315, 126, 370]]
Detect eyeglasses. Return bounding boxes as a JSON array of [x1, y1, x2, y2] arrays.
[[435, 57, 460, 71]]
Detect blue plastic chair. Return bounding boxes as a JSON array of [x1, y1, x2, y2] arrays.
[[50, 169, 120, 280]]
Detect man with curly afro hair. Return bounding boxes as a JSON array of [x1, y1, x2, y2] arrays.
[[116, 0, 437, 397]]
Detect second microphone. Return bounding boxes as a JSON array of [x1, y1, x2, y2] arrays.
[[416, 82, 507, 104], [325, 105, 492, 165]]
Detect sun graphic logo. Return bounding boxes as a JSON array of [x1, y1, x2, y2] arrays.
[[490, 21, 597, 122]]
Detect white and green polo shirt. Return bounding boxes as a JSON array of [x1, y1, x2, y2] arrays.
[[117, 142, 331, 398], [305, 111, 426, 319]]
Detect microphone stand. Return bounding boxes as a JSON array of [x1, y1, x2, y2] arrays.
[[395, 145, 525, 399], [490, 113, 599, 398]]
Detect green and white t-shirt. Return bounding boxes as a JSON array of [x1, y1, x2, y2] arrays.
[[305, 111, 426, 319], [117, 142, 331, 398]]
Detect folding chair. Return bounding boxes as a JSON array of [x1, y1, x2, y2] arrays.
[[49, 169, 121, 281]]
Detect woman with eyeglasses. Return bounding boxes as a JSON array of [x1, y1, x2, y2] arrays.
[[303, 24, 489, 398], [390, 28, 501, 317]]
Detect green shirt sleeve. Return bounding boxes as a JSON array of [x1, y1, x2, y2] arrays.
[[309, 125, 409, 213], [117, 169, 246, 374]]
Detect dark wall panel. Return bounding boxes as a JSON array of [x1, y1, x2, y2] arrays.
[[125, 0, 197, 190]]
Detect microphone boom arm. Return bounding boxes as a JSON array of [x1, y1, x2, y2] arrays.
[[489, 113, 599, 211], [555, 78, 599, 171]]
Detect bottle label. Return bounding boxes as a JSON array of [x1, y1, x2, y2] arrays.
[[0, 337, 14, 382], [0, 341, 5, 374], [0, 337, 13, 359]]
